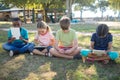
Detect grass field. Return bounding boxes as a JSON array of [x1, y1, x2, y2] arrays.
[[0, 22, 120, 80]]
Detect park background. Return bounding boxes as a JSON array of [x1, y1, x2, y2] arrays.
[[0, 0, 120, 80]]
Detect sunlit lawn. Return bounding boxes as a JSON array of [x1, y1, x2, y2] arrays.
[[0, 22, 120, 80]]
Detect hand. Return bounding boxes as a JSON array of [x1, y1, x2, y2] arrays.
[[34, 40, 39, 45], [19, 36, 23, 40], [19, 36, 28, 43], [58, 49, 65, 54], [64, 49, 71, 54], [8, 37, 16, 43], [91, 53, 97, 56], [11, 37, 16, 41], [39, 42, 45, 46]]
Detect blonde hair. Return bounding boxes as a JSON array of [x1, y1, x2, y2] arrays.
[[59, 16, 70, 30], [37, 21, 51, 32]]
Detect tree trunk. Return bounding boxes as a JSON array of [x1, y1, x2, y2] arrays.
[[32, 8, 35, 23], [66, 0, 72, 19], [117, 11, 120, 21], [80, 10, 83, 21], [66, 0, 69, 17], [43, 8, 49, 22], [101, 10, 103, 20], [23, 6, 26, 23]]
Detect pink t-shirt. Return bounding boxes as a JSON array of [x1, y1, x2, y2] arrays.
[[34, 31, 54, 46]]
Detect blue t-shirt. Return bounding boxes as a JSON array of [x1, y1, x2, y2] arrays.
[[91, 33, 112, 50], [8, 27, 28, 47]]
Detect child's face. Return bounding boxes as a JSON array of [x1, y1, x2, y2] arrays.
[[38, 28, 47, 35], [12, 21, 21, 28]]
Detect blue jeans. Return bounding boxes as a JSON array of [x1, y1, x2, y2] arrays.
[[34, 46, 52, 52], [2, 42, 34, 53]]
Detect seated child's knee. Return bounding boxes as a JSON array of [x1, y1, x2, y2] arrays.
[[108, 51, 119, 60], [47, 46, 53, 52], [29, 43, 35, 46], [81, 49, 92, 57], [28, 43, 35, 52]]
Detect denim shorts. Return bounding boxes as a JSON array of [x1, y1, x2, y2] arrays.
[[35, 46, 53, 52]]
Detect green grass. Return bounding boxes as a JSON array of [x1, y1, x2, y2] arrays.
[[0, 23, 120, 80]]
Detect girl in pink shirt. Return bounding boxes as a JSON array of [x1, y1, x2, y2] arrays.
[[30, 21, 55, 56]]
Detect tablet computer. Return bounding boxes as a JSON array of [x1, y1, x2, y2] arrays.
[[11, 27, 21, 39], [34, 46, 47, 51], [92, 50, 106, 56], [34, 46, 47, 48]]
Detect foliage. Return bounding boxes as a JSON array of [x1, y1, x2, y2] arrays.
[[74, 0, 95, 10], [74, 0, 95, 20], [34, 0, 66, 22], [96, 0, 109, 18], [1, 0, 66, 22], [109, 0, 120, 10]]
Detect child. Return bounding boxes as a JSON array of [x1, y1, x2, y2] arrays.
[[50, 16, 81, 59], [30, 21, 55, 56], [2, 18, 34, 57], [81, 24, 119, 63]]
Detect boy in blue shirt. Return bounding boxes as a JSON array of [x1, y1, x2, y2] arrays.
[[81, 24, 119, 64], [2, 18, 34, 57]]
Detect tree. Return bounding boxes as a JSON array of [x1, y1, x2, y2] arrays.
[[96, 0, 109, 19], [109, 0, 120, 10], [1, 0, 31, 23], [109, 0, 120, 19], [66, 0, 75, 20], [74, 0, 95, 20], [34, 0, 66, 22], [1, 0, 66, 22]]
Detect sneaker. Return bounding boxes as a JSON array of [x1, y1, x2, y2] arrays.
[[73, 53, 82, 60], [9, 50, 14, 57], [30, 52, 33, 55], [48, 52, 52, 57]]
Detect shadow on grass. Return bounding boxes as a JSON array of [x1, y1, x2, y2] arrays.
[[1, 52, 120, 80], [0, 52, 93, 80]]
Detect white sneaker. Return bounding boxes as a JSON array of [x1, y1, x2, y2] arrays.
[[48, 52, 52, 57], [30, 52, 33, 55], [9, 50, 14, 57]]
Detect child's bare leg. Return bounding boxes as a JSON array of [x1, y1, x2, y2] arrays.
[[50, 48, 73, 59], [41, 49, 48, 53], [93, 56, 110, 61], [32, 49, 45, 55], [69, 47, 81, 56]]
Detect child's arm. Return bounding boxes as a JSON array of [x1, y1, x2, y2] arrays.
[[54, 40, 60, 51], [66, 39, 78, 53], [49, 32, 55, 46], [54, 40, 64, 54], [19, 36, 28, 43], [34, 39, 39, 44], [8, 37, 16, 43], [34, 39, 44, 46], [49, 38, 55, 46], [90, 41, 94, 50], [106, 42, 112, 53]]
